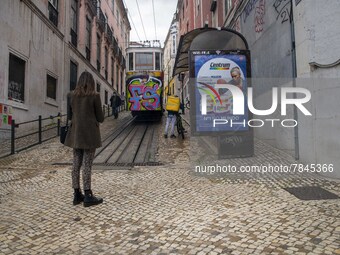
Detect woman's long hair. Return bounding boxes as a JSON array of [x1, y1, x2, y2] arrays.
[[73, 71, 96, 97]]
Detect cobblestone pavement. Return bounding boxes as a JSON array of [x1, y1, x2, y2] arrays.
[[0, 112, 339, 255]]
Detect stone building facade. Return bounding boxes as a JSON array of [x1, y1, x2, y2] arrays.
[[0, 0, 130, 128]]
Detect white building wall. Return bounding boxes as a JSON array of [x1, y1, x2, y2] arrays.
[[0, 0, 130, 134], [294, 0, 340, 178], [0, 0, 65, 124]]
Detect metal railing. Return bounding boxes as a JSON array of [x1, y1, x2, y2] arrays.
[[1, 106, 127, 158], [97, 8, 106, 31], [102, 103, 126, 118], [106, 25, 113, 45], [9, 113, 65, 156], [86, 0, 97, 16]]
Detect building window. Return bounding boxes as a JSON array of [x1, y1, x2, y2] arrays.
[[135, 52, 153, 70], [105, 47, 108, 79], [116, 64, 119, 90], [70, 61, 78, 91], [104, 90, 108, 105], [70, 0, 78, 47], [111, 0, 114, 11], [196, 0, 200, 12], [96, 83, 101, 93], [97, 33, 101, 72], [155, 52, 161, 70], [128, 53, 134, 71], [85, 17, 91, 60], [8, 53, 25, 103], [48, 0, 58, 26], [46, 74, 57, 100], [111, 57, 114, 86], [120, 71, 123, 94], [225, 0, 232, 15]]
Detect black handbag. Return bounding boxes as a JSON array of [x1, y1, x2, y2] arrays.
[[60, 118, 69, 144]]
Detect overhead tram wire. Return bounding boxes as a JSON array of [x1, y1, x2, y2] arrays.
[[152, 0, 157, 40], [128, 10, 142, 42], [122, 0, 142, 42], [135, 0, 148, 41]]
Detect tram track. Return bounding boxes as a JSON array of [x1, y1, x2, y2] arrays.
[[54, 116, 162, 169]]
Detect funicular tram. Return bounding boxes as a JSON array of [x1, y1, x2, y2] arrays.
[[125, 41, 164, 121]]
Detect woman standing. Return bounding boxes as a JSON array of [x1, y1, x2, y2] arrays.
[[64, 71, 104, 207]]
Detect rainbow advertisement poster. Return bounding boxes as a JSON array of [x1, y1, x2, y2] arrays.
[[193, 51, 249, 132]]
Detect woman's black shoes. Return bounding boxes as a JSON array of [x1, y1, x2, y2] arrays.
[[73, 189, 85, 205], [83, 190, 103, 207]]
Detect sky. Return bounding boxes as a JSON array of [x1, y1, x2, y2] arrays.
[[123, 0, 178, 46]]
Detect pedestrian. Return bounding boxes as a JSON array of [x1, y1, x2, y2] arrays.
[[64, 71, 104, 207], [110, 92, 118, 119], [110, 92, 121, 119], [164, 94, 180, 138]]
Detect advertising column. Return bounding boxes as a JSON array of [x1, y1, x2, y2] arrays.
[[190, 50, 254, 158]]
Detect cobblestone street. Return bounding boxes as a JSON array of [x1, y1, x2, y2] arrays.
[[0, 112, 339, 255]]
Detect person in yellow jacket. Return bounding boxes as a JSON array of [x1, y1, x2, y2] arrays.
[[164, 95, 181, 138]]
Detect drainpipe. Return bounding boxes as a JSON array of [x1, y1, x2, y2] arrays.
[[290, 0, 299, 160]]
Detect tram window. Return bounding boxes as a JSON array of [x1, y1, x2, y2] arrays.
[[135, 52, 153, 70], [128, 53, 134, 71], [155, 52, 161, 70]]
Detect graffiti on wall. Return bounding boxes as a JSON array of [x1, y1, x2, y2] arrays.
[[0, 104, 13, 129], [127, 73, 162, 111], [254, 0, 266, 33], [243, 0, 260, 23], [221, 135, 244, 147], [273, 0, 291, 23]]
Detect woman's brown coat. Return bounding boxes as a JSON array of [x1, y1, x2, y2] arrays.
[[64, 92, 104, 149]]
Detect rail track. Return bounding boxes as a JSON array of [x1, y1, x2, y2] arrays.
[[55, 117, 161, 169]]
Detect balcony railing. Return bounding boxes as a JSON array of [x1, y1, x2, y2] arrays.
[[48, 2, 58, 27], [86, 0, 97, 16], [105, 25, 113, 45], [97, 8, 105, 32]]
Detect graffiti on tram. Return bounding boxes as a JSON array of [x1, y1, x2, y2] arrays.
[[126, 72, 163, 111]]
